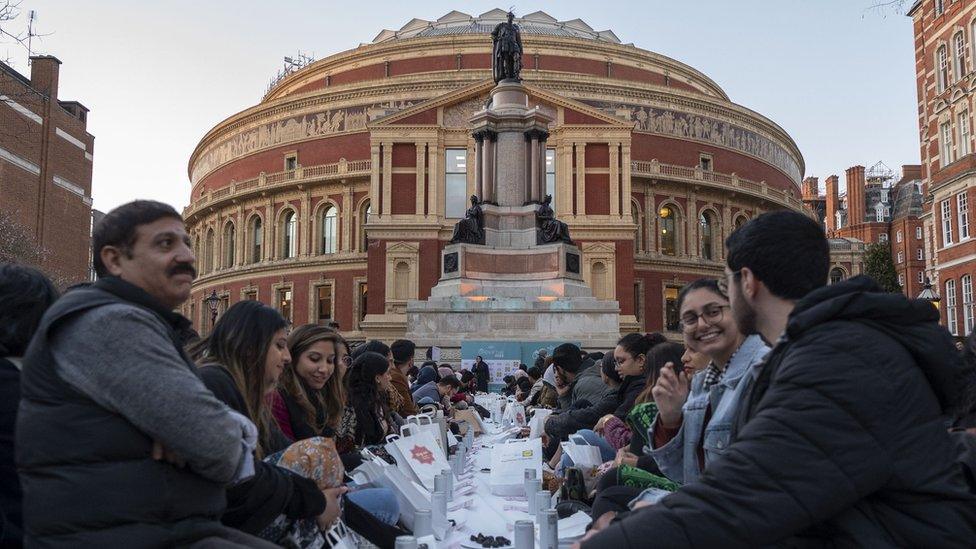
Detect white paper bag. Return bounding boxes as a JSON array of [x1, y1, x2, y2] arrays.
[[371, 460, 431, 530], [405, 413, 445, 453], [392, 426, 451, 491], [503, 401, 527, 427], [528, 408, 552, 439], [562, 434, 604, 491], [489, 437, 543, 495]]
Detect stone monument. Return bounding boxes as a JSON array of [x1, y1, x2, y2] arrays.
[[405, 13, 621, 354]]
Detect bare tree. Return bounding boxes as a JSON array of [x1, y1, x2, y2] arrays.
[[0, 210, 72, 288], [865, 0, 912, 17]]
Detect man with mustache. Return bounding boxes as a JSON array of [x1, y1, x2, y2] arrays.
[[17, 201, 274, 547], [580, 210, 976, 547]]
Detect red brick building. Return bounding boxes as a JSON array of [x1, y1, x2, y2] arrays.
[[805, 163, 925, 297], [909, 0, 976, 336], [0, 56, 94, 284], [184, 10, 806, 342]]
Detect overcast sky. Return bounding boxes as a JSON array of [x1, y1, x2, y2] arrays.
[[6, 0, 917, 213]]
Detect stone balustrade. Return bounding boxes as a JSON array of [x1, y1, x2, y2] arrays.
[[184, 158, 372, 221], [631, 159, 801, 209]]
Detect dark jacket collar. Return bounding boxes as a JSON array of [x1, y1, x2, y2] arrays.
[[93, 277, 193, 338]]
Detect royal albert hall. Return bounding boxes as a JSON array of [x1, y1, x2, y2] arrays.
[[183, 9, 806, 342]]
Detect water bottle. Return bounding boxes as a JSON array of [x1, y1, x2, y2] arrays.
[[395, 535, 418, 549], [524, 479, 543, 512], [413, 508, 433, 538], [513, 519, 535, 549], [535, 490, 551, 517], [431, 491, 448, 529], [538, 509, 558, 549]]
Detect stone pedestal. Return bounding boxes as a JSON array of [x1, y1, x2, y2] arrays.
[[405, 80, 621, 357]]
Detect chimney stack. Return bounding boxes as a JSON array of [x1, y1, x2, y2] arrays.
[[29, 55, 61, 99], [825, 175, 839, 233], [845, 166, 866, 226], [901, 164, 922, 182], [802, 177, 820, 200]]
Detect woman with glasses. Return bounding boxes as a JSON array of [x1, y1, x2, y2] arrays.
[[648, 278, 770, 485]]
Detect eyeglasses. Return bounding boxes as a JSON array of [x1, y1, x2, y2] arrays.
[[680, 304, 730, 329], [717, 270, 740, 295]]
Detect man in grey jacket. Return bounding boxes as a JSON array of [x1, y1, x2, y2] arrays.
[[17, 201, 273, 547], [543, 343, 614, 456]]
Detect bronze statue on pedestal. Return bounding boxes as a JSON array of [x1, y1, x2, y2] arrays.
[[450, 195, 486, 245], [491, 11, 523, 83], [536, 194, 573, 244]]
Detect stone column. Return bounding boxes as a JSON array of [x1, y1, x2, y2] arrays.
[[484, 131, 497, 204], [538, 136, 549, 201], [575, 143, 587, 216], [416, 142, 426, 216], [609, 142, 620, 216], [529, 133, 540, 203], [343, 186, 354, 251], [381, 141, 393, 217], [474, 133, 485, 200], [369, 144, 381, 216]]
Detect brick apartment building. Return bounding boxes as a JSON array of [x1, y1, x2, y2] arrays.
[[909, 0, 976, 337], [802, 163, 925, 297], [0, 56, 94, 284]]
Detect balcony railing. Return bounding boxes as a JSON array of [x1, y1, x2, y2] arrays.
[[185, 158, 372, 219], [631, 160, 801, 209]]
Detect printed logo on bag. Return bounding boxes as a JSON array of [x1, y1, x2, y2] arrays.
[[521, 450, 534, 457], [516, 413, 524, 423], [410, 445, 436, 465]]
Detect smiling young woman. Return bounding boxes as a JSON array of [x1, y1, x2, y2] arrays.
[[648, 278, 770, 486]]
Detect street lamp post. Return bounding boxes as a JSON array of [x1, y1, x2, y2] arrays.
[[917, 277, 941, 311], [204, 290, 221, 327]]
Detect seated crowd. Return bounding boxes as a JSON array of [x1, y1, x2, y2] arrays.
[[1, 201, 975, 548]]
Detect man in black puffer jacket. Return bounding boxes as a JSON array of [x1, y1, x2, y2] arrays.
[[582, 211, 976, 548]]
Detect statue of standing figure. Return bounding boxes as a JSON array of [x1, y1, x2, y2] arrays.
[[536, 195, 573, 244], [450, 195, 486, 245], [491, 11, 523, 83]]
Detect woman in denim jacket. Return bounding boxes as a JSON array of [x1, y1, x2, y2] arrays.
[[648, 278, 769, 485]]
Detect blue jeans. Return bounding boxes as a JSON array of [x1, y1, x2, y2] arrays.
[[347, 486, 400, 525], [559, 429, 617, 471]]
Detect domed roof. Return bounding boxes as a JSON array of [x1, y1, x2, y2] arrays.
[[371, 9, 624, 45]]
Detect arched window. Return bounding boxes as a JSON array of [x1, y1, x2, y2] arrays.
[[699, 211, 715, 260], [193, 235, 200, 261], [734, 215, 747, 231], [938, 45, 949, 92], [659, 205, 677, 256], [829, 267, 845, 285], [394, 261, 410, 300], [321, 205, 337, 254], [250, 217, 263, 263], [592, 261, 610, 300], [954, 31, 967, 81], [281, 210, 297, 259], [359, 201, 371, 252], [632, 202, 643, 253], [223, 222, 236, 268], [205, 229, 215, 273]]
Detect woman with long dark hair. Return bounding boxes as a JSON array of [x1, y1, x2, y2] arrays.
[[274, 325, 347, 440], [336, 351, 395, 454], [648, 278, 769, 485], [274, 325, 401, 527], [196, 301, 345, 546]]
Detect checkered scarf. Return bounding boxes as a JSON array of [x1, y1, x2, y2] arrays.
[[702, 345, 741, 390], [701, 363, 724, 390]]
